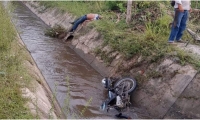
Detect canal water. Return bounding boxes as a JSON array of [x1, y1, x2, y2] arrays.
[[10, 1, 114, 119]]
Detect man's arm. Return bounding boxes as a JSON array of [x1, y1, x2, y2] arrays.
[[82, 20, 92, 26], [178, 4, 184, 12], [175, 0, 184, 12]]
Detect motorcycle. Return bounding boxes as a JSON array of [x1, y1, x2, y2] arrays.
[[100, 77, 137, 119]]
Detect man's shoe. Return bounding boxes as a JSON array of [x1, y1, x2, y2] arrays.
[[69, 31, 74, 34], [168, 41, 177, 45], [69, 22, 74, 24], [176, 39, 185, 43]]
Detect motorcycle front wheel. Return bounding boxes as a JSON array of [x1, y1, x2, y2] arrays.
[[114, 77, 136, 94]]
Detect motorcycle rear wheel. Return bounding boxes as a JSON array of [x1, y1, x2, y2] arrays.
[[114, 77, 136, 94]]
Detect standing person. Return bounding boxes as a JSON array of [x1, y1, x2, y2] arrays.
[[168, 0, 192, 44], [69, 13, 102, 33]]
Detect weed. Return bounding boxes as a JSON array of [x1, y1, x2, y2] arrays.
[[0, 2, 33, 118], [93, 47, 102, 56], [147, 70, 163, 79], [45, 24, 66, 38]]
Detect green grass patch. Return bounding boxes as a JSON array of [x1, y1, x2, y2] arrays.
[[0, 2, 33, 119], [39, 1, 104, 16], [176, 48, 200, 69]]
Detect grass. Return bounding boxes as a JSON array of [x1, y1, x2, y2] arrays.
[[39, 1, 103, 16], [0, 2, 34, 118]]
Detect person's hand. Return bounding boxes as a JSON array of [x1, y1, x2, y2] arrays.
[[189, 8, 192, 13], [82, 21, 87, 26], [178, 4, 184, 12]]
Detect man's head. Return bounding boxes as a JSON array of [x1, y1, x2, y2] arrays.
[[98, 15, 103, 20]]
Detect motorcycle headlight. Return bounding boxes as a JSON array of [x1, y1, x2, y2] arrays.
[[101, 78, 111, 88], [101, 78, 107, 87]]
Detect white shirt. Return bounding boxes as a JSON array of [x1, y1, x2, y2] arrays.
[[174, 0, 191, 10], [93, 14, 99, 20]]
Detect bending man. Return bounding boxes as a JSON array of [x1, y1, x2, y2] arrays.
[[69, 13, 102, 33]]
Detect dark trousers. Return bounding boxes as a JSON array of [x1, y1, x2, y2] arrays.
[[70, 15, 87, 32], [168, 9, 189, 41]]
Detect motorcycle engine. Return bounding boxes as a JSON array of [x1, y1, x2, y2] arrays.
[[116, 96, 124, 108]]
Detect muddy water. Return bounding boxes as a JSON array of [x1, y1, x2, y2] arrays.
[[11, 2, 113, 119]]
